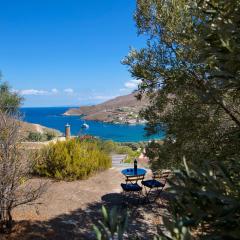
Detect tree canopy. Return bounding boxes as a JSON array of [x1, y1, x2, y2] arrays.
[[124, 0, 240, 238], [0, 77, 23, 114], [124, 0, 240, 169]]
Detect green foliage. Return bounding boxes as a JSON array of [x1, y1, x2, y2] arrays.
[[123, 0, 240, 239], [27, 130, 58, 142], [154, 216, 192, 240], [94, 206, 128, 240], [166, 159, 240, 239], [27, 132, 44, 142], [124, 0, 240, 169], [123, 150, 140, 164], [93, 205, 193, 240], [120, 142, 147, 151], [96, 140, 121, 154], [0, 81, 23, 114], [34, 138, 112, 180], [110, 143, 140, 163], [80, 138, 141, 163], [45, 130, 58, 140]]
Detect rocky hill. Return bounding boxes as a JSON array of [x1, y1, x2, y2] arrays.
[[64, 93, 149, 124]]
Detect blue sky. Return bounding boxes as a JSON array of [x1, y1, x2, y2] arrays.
[[0, 0, 145, 107]]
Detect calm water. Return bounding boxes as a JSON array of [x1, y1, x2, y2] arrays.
[[20, 107, 164, 142]]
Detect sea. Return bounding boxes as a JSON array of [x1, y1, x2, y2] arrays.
[[20, 107, 165, 142]]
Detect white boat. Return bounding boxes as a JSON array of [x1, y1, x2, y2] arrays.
[[81, 123, 89, 129]]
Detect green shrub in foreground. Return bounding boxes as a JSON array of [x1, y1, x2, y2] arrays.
[[34, 139, 112, 180]]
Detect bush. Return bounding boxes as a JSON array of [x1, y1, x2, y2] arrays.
[[166, 159, 240, 239], [85, 139, 141, 163], [27, 130, 58, 142], [27, 132, 44, 142], [76, 138, 141, 162], [96, 140, 119, 154], [119, 142, 147, 151], [34, 138, 112, 180], [45, 130, 58, 140]]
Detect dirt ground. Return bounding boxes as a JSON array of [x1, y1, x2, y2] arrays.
[[2, 166, 170, 240]]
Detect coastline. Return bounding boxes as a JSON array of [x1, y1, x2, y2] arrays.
[[64, 114, 147, 125], [63, 93, 149, 125], [63, 110, 147, 125], [20, 107, 164, 142]]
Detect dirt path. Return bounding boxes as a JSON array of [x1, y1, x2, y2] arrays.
[[13, 168, 124, 221], [6, 160, 169, 240]]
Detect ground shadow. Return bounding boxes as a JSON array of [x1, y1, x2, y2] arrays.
[[4, 191, 171, 240]]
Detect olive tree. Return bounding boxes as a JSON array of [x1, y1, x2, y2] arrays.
[[124, 0, 240, 169], [0, 81, 22, 114], [123, 0, 240, 238]]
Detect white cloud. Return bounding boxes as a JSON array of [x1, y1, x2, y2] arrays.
[[64, 88, 74, 94], [51, 88, 59, 94], [19, 89, 49, 96], [11, 89, 18, 94], [119, 79, 142, 93], [15, 88, 59, 96], [124, 80, 141, 89]]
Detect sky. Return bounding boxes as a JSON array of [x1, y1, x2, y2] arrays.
[[0, 0, 146, 107]]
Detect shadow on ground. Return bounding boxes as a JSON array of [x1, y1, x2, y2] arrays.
[[4, 192, 172, 240]]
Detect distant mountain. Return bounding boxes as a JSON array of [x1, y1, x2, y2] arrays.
[[64, 93, 149, 124]]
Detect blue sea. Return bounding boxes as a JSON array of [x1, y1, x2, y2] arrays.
[[20, 107, 164, 142]]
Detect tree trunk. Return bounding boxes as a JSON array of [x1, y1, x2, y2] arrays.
[[6, 208, 13, 231]]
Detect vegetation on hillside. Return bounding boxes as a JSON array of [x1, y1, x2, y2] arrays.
[[95, 139, 142, 162], [78, 136, 142, 163], [26, 130, 58, 142]]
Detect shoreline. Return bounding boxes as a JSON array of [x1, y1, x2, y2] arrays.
[[20, 108, 164, 143], [63, 113, 147, 125]]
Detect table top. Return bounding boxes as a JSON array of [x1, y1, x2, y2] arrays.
[[121, 168, 147, 177]]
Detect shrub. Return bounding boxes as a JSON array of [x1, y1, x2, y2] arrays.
[[27, 132, 44, 142], [27, 130, 58, 142], [45, 130, 58, 140], [119, 142, 147, 151], [77, 138, 141, 161], [84, 139, 141, 163], [166, 159, 240, 239], [95, 140, 119, 154], [94, 206, 128, 240], [34, 138, 112, 180]]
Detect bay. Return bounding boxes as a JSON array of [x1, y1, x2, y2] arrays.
[[20, 107, 164, 142]]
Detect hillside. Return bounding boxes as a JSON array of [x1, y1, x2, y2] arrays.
[[64, 93, 149, 124], [19, 121, 61, 140]]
